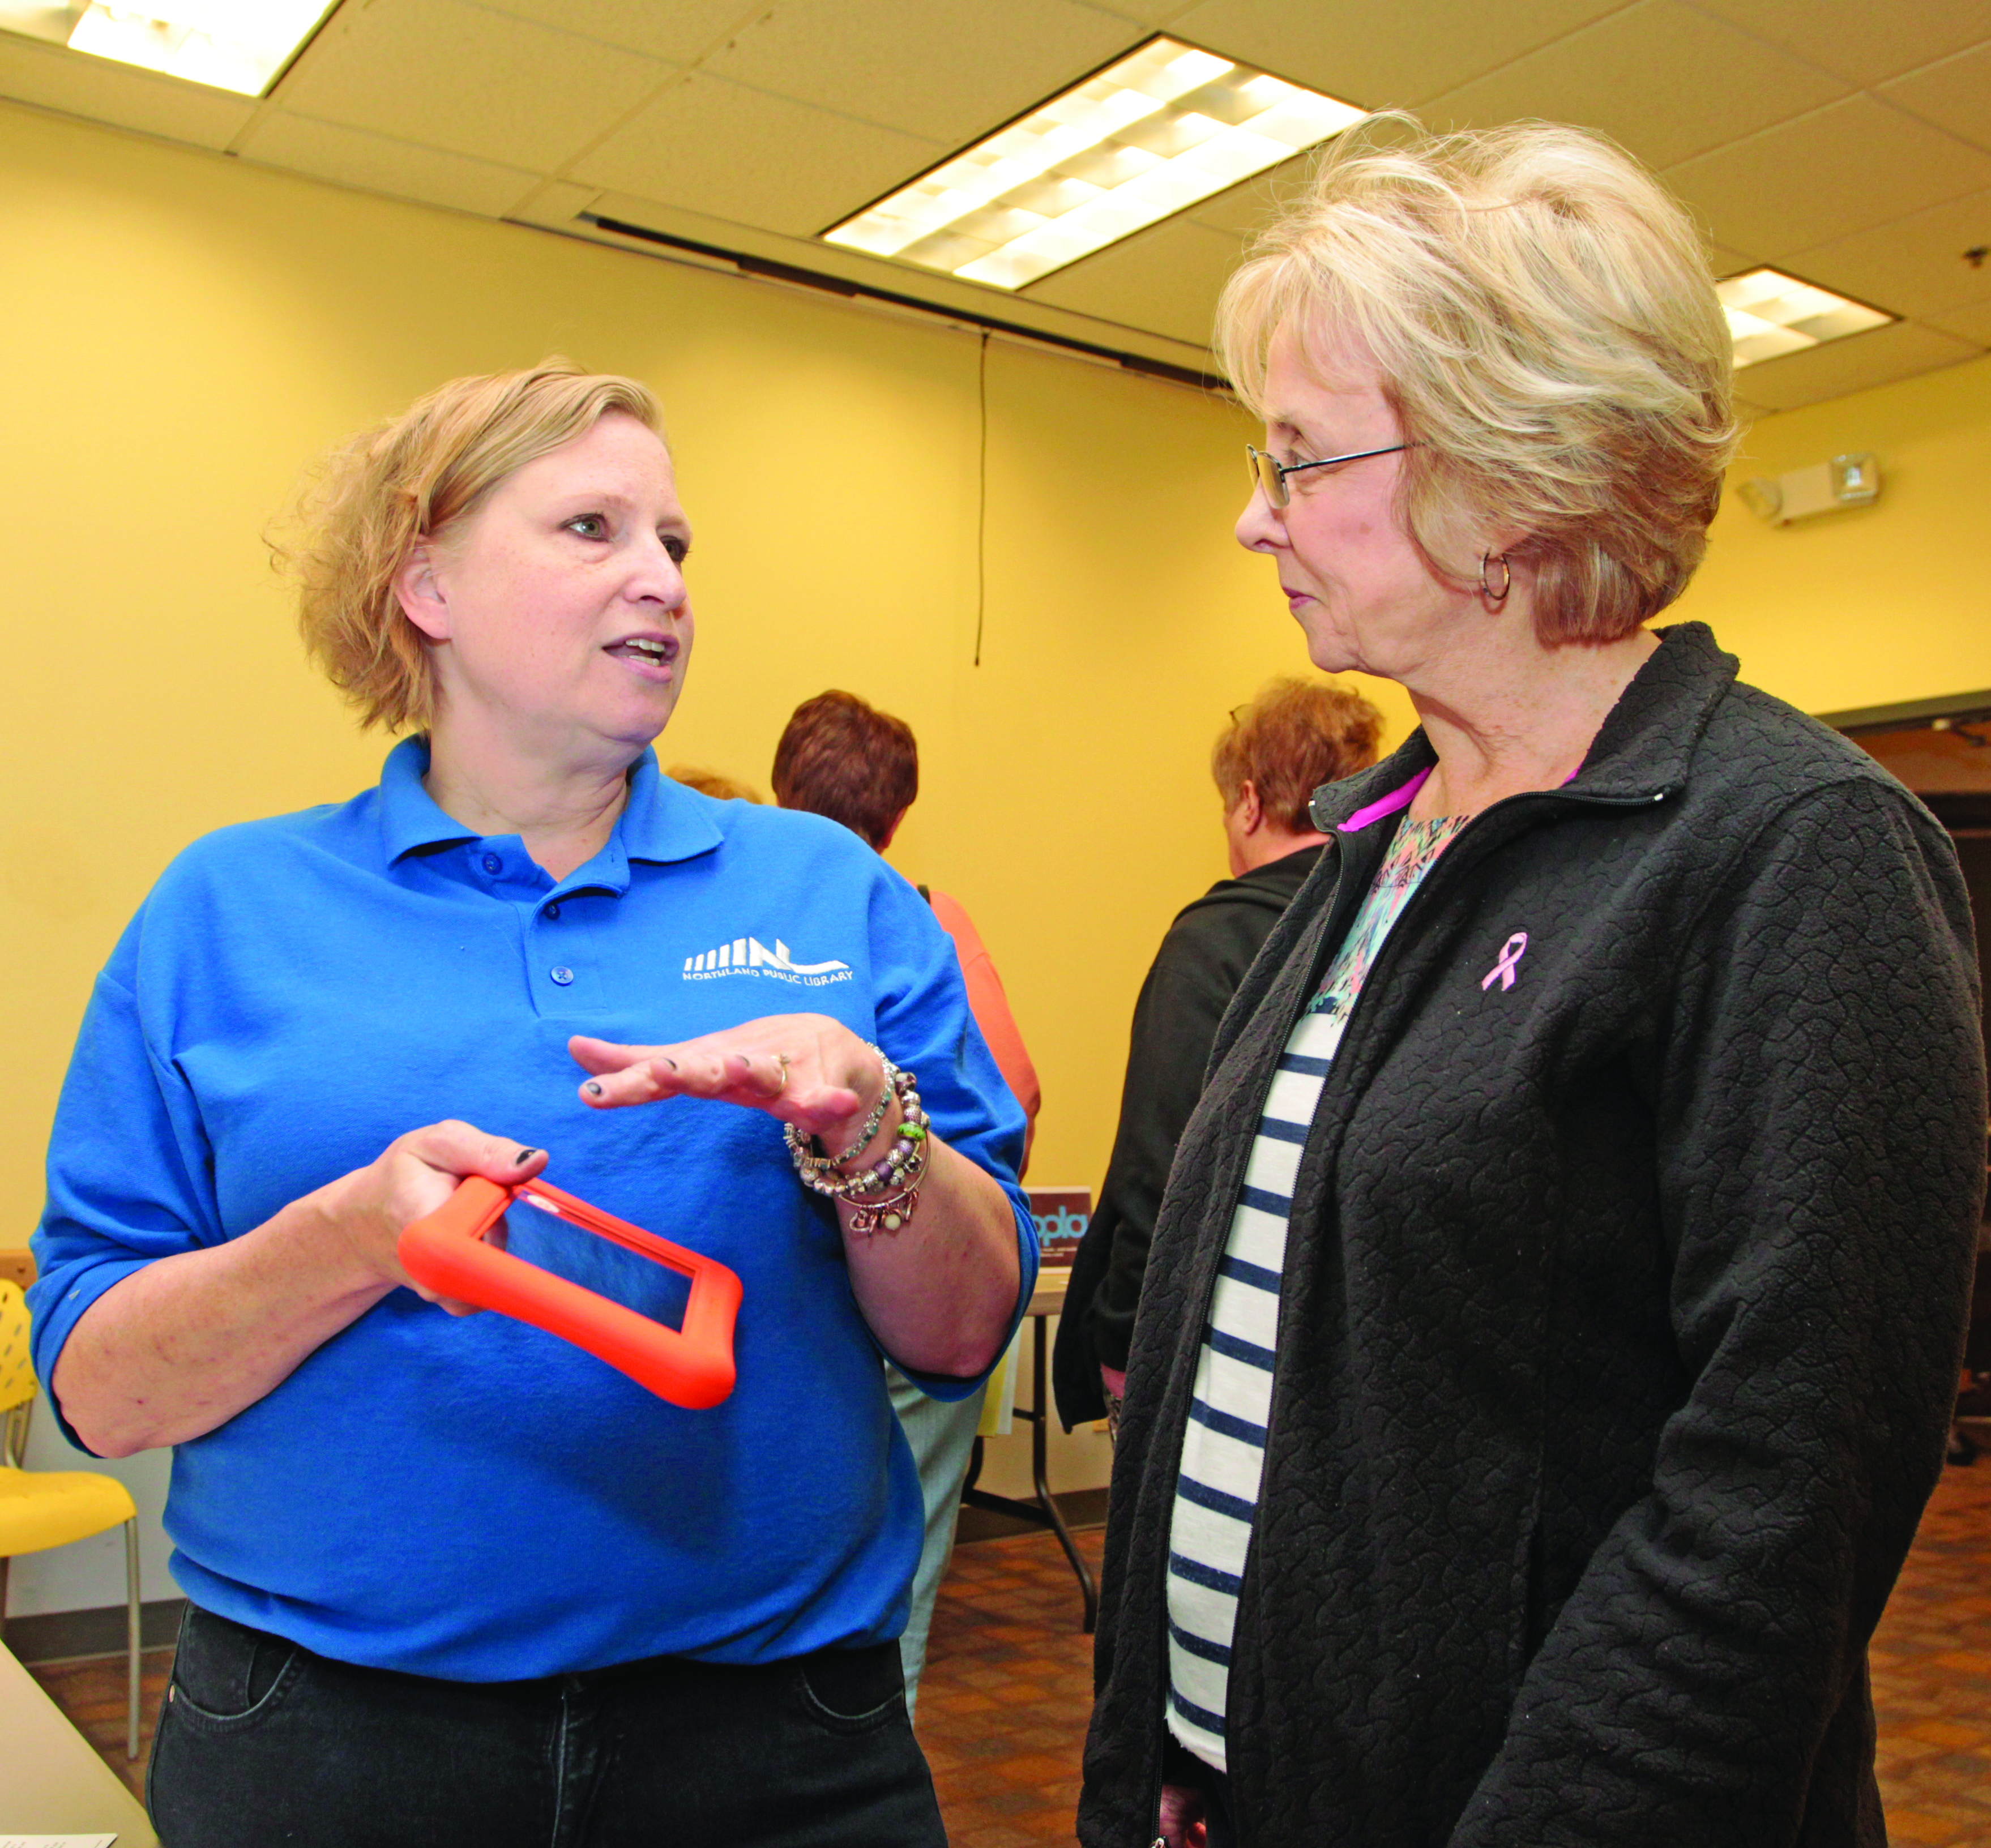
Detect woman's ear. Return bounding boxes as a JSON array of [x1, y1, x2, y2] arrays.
[[394, 542, 451, 643], [1237, 778, 1264, 835]]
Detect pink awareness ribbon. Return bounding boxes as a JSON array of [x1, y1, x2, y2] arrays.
[[1481, 931, 1528, 992]]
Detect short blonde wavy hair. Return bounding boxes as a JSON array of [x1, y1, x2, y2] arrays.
[[1216, 119, 1738, 644], [284, 358, 664, 732]]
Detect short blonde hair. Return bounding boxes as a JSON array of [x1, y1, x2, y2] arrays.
[[1212, 678, 1383, 830], [284, 359, 664, 731], [1216, 119, 1738, 644]]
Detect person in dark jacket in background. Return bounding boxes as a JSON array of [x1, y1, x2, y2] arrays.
[[1053, 678, 1380, 1433], [1079, 120, 1985, 1848]]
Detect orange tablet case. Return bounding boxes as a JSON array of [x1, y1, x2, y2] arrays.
[[398, 1175, 742, 1409]]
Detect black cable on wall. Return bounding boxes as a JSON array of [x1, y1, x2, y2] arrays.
[[975, 331, 990, 669]]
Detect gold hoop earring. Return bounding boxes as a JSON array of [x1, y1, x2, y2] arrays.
[[1479, 552, 1511, 604]]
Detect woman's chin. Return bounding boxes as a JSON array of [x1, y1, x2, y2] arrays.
[[597, 684, 685, 749], [1301, 632, 1364, 678]]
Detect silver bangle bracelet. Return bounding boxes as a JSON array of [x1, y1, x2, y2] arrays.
[[784, 1051, 928, 1201], [828, 1045, 896, 1167]]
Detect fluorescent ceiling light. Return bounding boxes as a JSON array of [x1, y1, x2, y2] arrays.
[[0, 0, 335, 96], [823, 36, 1365, 290], [1717, 267, 1894, 370]]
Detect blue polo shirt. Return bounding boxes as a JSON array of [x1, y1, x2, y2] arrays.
[[30, 740, 1035, 1680]]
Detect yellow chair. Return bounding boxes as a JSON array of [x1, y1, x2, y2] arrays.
[[0, 1278, 141, 1759]]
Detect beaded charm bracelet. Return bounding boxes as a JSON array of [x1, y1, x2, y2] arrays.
[[784, 1047, 931, 1233]]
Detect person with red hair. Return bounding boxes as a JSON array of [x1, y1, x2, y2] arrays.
[[775, 689, 1041, 1711]]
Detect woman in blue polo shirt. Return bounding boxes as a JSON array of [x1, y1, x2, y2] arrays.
[[28, 361, 1035, 1847]]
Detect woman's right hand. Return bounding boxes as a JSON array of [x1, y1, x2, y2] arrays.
[[313, 1122, 547, 1314], [54, 1123, 549, 1457]]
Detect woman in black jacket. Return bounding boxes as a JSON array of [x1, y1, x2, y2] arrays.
[[1081, 121, 1985, 1848]]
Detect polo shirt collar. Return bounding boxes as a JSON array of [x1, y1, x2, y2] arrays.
[[616, 749, 725, 865], [378, 736, 724, 872]]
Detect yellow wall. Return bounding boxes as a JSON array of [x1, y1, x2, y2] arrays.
[[0, 97, 1415, 1250], [1679, 352, 1991, 713], [11, 86, 1986, 1268]]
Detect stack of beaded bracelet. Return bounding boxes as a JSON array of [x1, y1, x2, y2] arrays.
[[784, 1049, 930, 1234]]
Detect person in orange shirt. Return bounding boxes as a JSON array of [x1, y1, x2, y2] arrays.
[[774, 691, 1040, 1711]]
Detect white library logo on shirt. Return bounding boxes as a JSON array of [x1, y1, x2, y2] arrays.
[[682, 936, 853, 986]]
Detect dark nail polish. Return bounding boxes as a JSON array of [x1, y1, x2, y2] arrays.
[[664, 1058, 678, 1071], [584, 1080, 603, 1097], [514, 1148, 537, 1166]]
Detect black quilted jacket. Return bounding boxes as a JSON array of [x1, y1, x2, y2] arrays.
[[1079, 623, 1986, 1848]]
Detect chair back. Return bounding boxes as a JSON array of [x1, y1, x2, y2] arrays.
[[1, 1280, 35, 1465]]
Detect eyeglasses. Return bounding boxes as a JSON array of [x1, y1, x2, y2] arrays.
[[1246, 442, 1408, 508]]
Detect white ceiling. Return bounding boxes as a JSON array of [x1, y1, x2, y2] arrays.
[[3, 0, 1990, 413]]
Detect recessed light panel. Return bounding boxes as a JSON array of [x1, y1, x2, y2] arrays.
[[823, 37, 1365, 291], [0, 0, 335, 96], [1718, 267, 1894, 370]]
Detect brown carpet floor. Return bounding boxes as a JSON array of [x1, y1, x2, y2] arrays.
[[25, 1464, 1991, 1843]]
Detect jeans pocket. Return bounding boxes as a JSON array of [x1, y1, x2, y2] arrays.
[[794, 1642, 907, 1735], [166, 1604, 306, 1734]]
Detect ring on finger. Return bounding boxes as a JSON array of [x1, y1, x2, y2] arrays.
[[774, 1053, 791, 1094]]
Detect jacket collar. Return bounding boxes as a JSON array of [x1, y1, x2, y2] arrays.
[[378, 736, 724, 872], [1308, 621, 1739, 834]]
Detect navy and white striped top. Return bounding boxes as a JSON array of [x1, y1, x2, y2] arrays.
[[1166, 806, 1467, 1771]]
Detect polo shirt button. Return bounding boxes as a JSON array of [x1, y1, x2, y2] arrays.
[[544, 902, 561, 921], [481, 853, 502, 874], [550, 965, 575, 986]]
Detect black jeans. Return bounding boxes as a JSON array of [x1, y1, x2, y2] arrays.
[[148, 1603, 945, 1848]]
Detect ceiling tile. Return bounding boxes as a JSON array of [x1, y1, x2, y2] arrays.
[[1880, 41, 1991, 156], [701, 0, 1140, 144], [1686, 0, 1991, 87], [1165, 0, 1633, 109], [277, 0, 672, 172], [1708, 242, 1761, 275], [475, 0, 766, 63], [1081, 0, 1206, 23], [1924, 299, 1991, 348], [1187, 157, 1316, 239], [1022, 213, 1239, 346], [1779, 191, 1991, 319], [1419, 0, 1847, 171], [0, 32, 254, 150], [236, 110, 540, 218], [506, 177, 605, 230], [1728, 320, 1981, 412], [1665, 96, 1991, 258], [571, 74, 944, 238]]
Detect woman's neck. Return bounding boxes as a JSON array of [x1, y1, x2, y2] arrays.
[[1405, 621, 1660, 822], [422, 717, 636, 882]]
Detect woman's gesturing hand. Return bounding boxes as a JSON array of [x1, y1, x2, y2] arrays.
[[572, 1014, 1020, 1380], [569, 1015, 886, 1150], [317, 1121, 548, 1315]]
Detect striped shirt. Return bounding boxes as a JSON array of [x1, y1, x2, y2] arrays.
[[1165, 808, 1468, 1771]]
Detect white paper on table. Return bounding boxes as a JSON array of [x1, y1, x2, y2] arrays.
[[0, 1836, 118, 1846], [976, 1323, 1018, 1437]]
